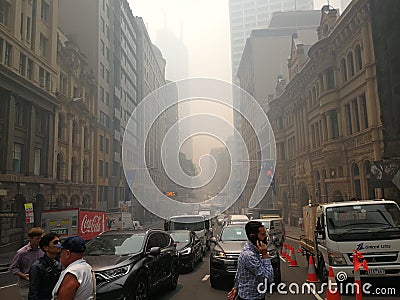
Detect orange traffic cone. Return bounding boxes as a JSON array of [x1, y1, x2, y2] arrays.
[[326, 266, 341, 300], [306, 255, 319, 283], [289, 245, 299, 267]]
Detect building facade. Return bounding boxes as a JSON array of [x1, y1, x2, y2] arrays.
[[0, 0, 59, 245], [268, 2, 388, 225]]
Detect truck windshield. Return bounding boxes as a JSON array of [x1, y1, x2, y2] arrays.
[[169, 216, 205, 231], [326, 203, 400, 241]]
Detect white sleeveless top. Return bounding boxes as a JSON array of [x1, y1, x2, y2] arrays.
[[52, 258, 95, 300]]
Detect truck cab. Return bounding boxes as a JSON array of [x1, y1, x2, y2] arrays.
[[310, 200, 400, 282]]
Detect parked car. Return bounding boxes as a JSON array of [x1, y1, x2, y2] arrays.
[[169, 230, 203, 272], [84, 229, 179, 300], [209, 224, 281, 289]]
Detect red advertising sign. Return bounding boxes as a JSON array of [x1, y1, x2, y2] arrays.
[[78, 210, 105, 240]]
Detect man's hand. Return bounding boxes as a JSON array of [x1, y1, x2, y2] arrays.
[[256, 240, 269, 259], [228, 287, 237, 300], [17, 272, 29, 281]]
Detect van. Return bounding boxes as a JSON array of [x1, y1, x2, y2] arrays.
[[254, 217, 285, 245], [225, 214, 249, 225]]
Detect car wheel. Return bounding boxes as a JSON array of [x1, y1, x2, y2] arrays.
[[167, 261, 179, 291], [131, 271, 148, 300]]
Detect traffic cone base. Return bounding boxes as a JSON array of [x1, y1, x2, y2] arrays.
[[289, 246, 299, 267], [306, 255, 319, 283], [325, 266, 341, 300]]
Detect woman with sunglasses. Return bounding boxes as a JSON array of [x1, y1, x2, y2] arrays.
[[29, 233, 62, 300]]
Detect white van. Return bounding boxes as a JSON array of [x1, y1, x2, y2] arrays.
[[226, 214, 249, 225], [254, 217, 285, 245]]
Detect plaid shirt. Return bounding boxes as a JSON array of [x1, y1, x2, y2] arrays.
[[234, 241, 274, 300]]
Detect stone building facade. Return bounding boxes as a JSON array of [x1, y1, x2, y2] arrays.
[[268, 2, 386, 225]]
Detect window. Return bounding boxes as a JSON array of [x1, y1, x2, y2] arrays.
[[345, 104, 352, 135], [330, 110, 339, 139], [15, 102, 24, 126], [71, 157, 76, 182], [39, 67, 45, 87], [99, 160, 103, 177], [56, 153, 63, 181], [105, 92, 109, 105], [99, 87, 104, 102], [347, 52, 355, 77], [340, 59, 347, 82], [34, 148, 41, 175], [26, 17, 31, 41], [20, 13, 23, 37], [84, 127, 89, 149], [41, 0, 49, 23], [360, 94, 368, 129], [326, 68, 335, 89], [5, 42, 12, 66], [27, 59, 33, 80], [72, 121, 78, 145], [105, 162, 109, 177], [352, 99, 360, 132], [355, 44, 363, 71], [0, 0, 10, 25], [101, 40, 105, 56], [40, 34, 48, 58], [58, 114, 64, 139], [100, 63, 104, 79], [105, 138, 109, 153], [36, 110, 45, 134], [13, 143, 22, 173], [99, 135, 104, 151], [19, 53, 26, 76], [101, 17, 105, 33]]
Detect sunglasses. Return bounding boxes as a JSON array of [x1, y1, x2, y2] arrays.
[[53, 240, 61, 245]]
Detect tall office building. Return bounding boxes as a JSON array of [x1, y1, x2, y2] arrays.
[[228, 0, 313, 212]]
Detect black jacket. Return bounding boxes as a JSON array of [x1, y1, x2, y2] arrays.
[[28, 255, 62, 300]]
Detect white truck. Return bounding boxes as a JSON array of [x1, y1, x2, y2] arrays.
[[106, 212, 134, 230], [164, 214, 212, 252], [300, 199, 400, 282]]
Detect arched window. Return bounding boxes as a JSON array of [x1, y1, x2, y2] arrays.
[[355, 44, 363, 71], [347, 52, 355, 77], [72, 120, 78, 145], [352, 163, 361, 199], [341, 58, 348, 82]]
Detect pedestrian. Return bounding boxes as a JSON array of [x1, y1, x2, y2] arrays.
[[227, 221, 274, 300], [52, 236, 95, 300], [29, 233, 62, 300], [9, 227, 44, 300]]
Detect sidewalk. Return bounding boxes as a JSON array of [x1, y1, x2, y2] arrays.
[[0, 251, 13, 273], [285, 225, 303, 241]]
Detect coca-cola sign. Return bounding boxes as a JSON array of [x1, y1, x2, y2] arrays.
[[78, 211, 105, 240]]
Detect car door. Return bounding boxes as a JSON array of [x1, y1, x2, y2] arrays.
[[145, 233, 162, 288], [192, 232, 202, 261], [153, 232, 171, 286]]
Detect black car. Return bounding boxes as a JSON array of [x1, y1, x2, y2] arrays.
[[209, 224, 281, 289], [84, 229, 179, 300], [169, 230, 203, 272]]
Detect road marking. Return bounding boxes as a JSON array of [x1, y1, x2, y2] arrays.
[[311, 287, 324, 300], [0, 284, 17, 290], [202, 274, 210, 281]]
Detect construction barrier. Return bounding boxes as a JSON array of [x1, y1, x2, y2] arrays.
[[352, 249, 368, 300], [306, 255, 319, 283], [289, 245, 299, 267], [326, 266, 341, 300]]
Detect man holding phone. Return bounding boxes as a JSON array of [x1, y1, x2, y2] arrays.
[[228, 221, 274, 300]]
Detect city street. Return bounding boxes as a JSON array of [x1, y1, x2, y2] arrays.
[[1, 226, 397, 299]]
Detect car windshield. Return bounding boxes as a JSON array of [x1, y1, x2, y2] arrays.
[[85, 234, 145, 255], [326, 203, 400, 241], [170, 232, 190, 243], [220, 226, 247, 241]]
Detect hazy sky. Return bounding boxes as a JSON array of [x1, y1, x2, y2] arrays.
[[129, 0, 342, 162], [130, 0, 341, 82]]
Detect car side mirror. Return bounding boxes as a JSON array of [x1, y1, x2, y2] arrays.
[[272, 235, 279, 243], [148, 246, 161, 256]]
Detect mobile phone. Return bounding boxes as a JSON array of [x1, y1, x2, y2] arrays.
[[250, 234, 259, 245]]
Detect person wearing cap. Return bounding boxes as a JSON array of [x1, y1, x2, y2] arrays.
[[9, 227, 44, 300], [29, 233, 62, 300], [52, 236, 95, 300]]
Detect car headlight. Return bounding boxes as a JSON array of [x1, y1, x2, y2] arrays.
[[212, 249, 226, 258], [99, 265, 131, 282], [328, 251, 347, 265], [180, 247, 192, 255]]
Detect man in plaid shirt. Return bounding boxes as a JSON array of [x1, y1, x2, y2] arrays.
[[228, 221, 274, 300]]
